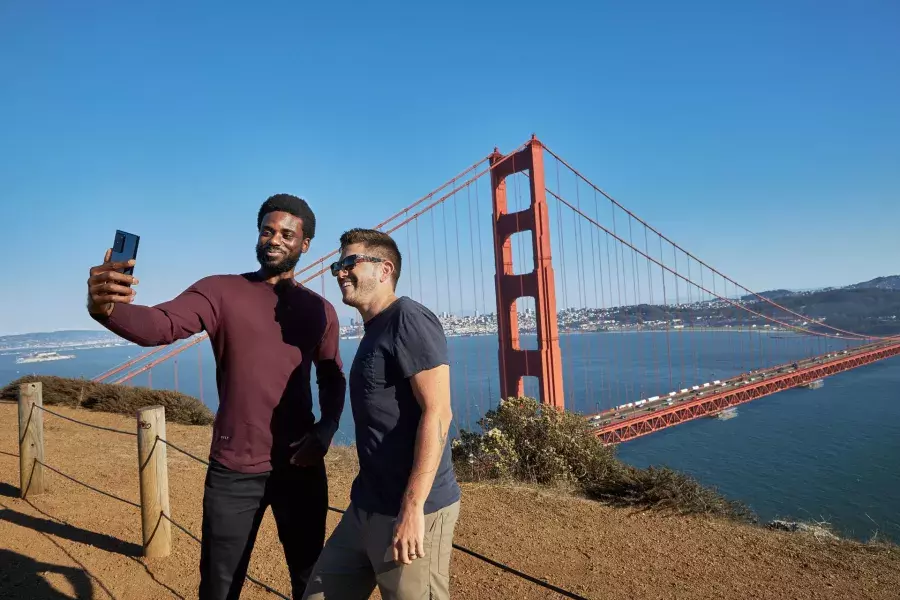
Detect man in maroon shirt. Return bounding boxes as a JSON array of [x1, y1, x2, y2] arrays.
[[86, 194, 346, 600]]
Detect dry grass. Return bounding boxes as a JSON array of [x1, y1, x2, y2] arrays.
[[0, 375, 214, 426], [453, 396, 753, 520]]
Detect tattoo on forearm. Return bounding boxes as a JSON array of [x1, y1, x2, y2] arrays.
[[438, 417, 448, 451]]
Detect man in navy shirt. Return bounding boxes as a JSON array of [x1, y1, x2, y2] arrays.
[[303, 228, 461, 600]]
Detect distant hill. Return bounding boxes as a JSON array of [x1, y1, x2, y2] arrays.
[[730, 278, 900, 336], [741, 289, 798, 301], [751, 288, 900, 336], [844, 275, 900, 292], [745, 275, 900, 303], [0, 330, 113, 344], [586, 274, 900, 337], [0, 329, 127, 352]]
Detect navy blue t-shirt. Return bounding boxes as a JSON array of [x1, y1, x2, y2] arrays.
[[348, 296, 461, 516]]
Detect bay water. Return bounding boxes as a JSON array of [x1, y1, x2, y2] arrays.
[[3, 331, 898, 542]]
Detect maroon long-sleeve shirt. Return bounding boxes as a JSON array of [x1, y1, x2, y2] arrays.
[[93, 273, 346, 473]]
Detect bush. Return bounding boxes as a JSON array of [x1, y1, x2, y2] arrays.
[[452, 397, 754, 521], [1, 375, 214, 426]]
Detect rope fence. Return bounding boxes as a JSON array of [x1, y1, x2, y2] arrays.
[[33, 456, 290, 599], [10, 381, 590, 600], [36, 404, 137, 436], [157, 435, 210, 466], [35, 459, 141, 509]]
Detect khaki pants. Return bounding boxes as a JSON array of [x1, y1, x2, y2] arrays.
[[302, 500, 460, 600]]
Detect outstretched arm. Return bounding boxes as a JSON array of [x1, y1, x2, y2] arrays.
[[90, 277, 217, 347], [88, 251, 218, 346], [94, 287, 217, 346]]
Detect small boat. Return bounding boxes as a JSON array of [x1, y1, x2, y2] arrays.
[[15, 351, 76, 364], [708, 407, 738, 420]]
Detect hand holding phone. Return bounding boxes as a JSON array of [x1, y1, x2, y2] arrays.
[[110, 230, 140, 275], [86, 230, 141, 317]]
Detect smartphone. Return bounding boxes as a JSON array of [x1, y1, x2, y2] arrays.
[[110, 230, 140, 276]]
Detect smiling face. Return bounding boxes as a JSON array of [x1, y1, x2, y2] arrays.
[[335, 243, 389, 308], [255, 211, 310, 275]]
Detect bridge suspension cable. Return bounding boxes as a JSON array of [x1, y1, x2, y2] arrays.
[[92, 345, 168, 382], [542, 144, 886, 342], [541, 180, 854, 341], [103, 145, 526, 386]]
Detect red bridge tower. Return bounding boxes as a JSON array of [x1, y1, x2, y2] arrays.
[[489, 136, 565, 409]]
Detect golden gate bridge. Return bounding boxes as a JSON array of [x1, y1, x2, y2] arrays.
[[90, 136, 900, 443]]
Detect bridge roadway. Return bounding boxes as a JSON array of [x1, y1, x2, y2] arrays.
[[589, 339, 900, 444]]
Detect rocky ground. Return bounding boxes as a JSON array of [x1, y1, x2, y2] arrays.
[[1, 402, 898, 599]]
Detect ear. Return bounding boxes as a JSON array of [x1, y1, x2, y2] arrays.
[[381, 260, 395, 284], [300, 238, 311, 254]]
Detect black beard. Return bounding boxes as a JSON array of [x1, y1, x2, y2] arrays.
[[256, 244, 300, 275]]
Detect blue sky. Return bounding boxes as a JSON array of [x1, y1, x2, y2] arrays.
[[1, 1, 898, 335]]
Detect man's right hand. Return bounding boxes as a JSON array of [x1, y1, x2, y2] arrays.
[[87, 249, 139, 317], [288, 429, 328, 467]]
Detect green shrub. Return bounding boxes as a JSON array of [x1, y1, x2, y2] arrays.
[[1, 375, 214, 426], [452, 397, 753, 521]]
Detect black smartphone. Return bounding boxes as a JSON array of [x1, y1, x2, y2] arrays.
[[110, 230, 140, 276]]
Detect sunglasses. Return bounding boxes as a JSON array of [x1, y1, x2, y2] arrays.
[[329, 254, 385, 276]]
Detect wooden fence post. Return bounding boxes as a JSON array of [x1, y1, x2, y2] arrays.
[[136, 405, 171, 558], [18, 382, 46, 497]]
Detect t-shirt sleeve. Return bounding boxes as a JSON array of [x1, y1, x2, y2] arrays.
[[394, 303, 450, 379]]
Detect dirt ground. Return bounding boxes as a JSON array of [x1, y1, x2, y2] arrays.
[[1, 402, 899, 600]]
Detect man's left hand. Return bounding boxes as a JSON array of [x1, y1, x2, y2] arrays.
[[289, 431, 327, 466], [392, 505, 425, 565]]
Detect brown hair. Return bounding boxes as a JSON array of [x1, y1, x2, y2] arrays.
[[339, 228, 402, 288]]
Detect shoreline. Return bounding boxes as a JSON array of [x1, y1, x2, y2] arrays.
[[341, 327, 818, 340]]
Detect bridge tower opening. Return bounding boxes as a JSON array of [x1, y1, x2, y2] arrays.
[[489, 136, 565, 409]]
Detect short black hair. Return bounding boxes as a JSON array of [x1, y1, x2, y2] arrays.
[[257, 194, 316, 240], [339, 228, 402, 288]]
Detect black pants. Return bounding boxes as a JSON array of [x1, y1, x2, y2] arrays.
[[198, 459, 328, 600]]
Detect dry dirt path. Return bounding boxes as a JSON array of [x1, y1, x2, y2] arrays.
[[1, 402, 898, 599]]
